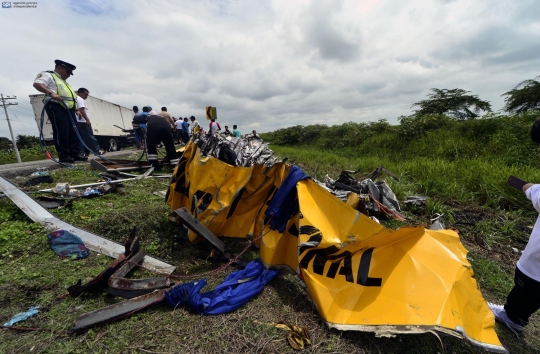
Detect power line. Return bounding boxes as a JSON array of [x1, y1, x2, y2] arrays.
[[11, 114, 35, 135], [7, 108, 36, 118]]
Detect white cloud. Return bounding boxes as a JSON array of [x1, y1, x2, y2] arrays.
[[0, 0, 539, 139]]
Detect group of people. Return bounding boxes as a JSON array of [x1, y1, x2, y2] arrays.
[[33, 59, 104, 163]]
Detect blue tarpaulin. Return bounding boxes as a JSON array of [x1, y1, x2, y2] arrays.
[[165, 259, 279, 315]]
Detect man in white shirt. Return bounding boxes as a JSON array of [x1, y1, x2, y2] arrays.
[[208, 118, 221, 135], [75, 88, 104, 155], [490, 182, 540, 335], [174, 118, 183, 144], [190, 116, 201, 135], [32, 59, 86, 163]]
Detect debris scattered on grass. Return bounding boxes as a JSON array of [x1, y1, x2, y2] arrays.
[[47, 230, 90, 259], [3, 306, 40, 327]]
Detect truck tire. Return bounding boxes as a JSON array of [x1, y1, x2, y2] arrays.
[[105, 138, 119, 152]]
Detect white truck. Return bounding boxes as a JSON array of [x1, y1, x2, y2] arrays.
[[29, 94, 135, 151]]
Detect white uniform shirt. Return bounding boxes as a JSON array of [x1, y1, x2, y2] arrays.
[[175, 120, 183, 130], [517, 184, 540, 282], [33, 71, 57, 93], [76, 96, 89, 123]]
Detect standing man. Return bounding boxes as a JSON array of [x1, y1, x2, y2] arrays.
[[33, 59, 86, 163], [158, 107, 176, 133], [132, 106, 144, 149], [76, 88, 104, 155], [181, 118, 190, 143], [174, 117, 183, 144], [489, 182, 540, 335], [190, 116, 201, 135], [208, 118, 221, 135], [232, 125, 241, 138], [222, 126, 232, 137], [250, 130, 261, 139], [145, 112, 179, 171]]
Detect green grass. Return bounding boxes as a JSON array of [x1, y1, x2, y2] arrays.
[[1, 144, 540, 353], [0, 146, 56, 165]]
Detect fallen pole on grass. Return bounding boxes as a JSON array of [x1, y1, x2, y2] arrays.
[[0, 176, 175, 274]]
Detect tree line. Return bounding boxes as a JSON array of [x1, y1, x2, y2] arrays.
[[411, 75, 540, 120], [0, 135, 40, 150]]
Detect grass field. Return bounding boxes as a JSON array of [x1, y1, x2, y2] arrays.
[[1, 132, 540, 353]]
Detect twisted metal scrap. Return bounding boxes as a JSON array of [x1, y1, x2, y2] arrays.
[[193, 133, 277, 167]]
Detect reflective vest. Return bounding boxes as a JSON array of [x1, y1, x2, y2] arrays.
[[43, 71, 78, 109]]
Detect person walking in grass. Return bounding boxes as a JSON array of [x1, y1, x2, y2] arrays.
[[489, 182, 540, 336]]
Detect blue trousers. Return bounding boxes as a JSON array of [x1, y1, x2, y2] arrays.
[[76, 122, 101, 153]]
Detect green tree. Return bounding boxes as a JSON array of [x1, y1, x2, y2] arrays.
[[0, 137, 12, 150], [411, 88, 492, 120], [502, 76, 540, 114], [16, 135, 40, 148]]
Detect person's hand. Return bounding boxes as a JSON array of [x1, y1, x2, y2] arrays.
[[523, 183, 534, 193], [51, 92, 62, 101], [86, 120, 92, 127]]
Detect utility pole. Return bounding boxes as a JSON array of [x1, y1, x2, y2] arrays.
[[0, 94, 22, 163]]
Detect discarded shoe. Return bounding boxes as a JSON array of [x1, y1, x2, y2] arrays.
[[488, 303, 524, 336]]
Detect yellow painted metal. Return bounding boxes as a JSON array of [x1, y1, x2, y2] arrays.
[[167, 145, 506, 352]]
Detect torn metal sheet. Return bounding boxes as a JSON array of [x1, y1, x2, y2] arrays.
[[165, 144, 507, 353], [108, 250, 171, 299], [34, 196, 72, 209], [90, 159, 155, 172], [68, 228, 140, 297], [72, 290, 166, 332], [170, 207, 225, 253], [0, 176, 174, 274]]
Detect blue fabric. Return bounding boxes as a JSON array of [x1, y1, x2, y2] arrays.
[[3, 306, 40, 327], [165, 259, 279, 315], [83, 189, 102, 197], [265, 165, 308, 233], [47, 230, 90, 259]]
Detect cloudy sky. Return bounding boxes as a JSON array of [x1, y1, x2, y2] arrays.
[[0, 0, 539, 139]]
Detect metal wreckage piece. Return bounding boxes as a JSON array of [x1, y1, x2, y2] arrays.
[[68, 227, 170, 298], [71, 228, 171, 331], [72, 290, 166, 333], [322, 165, 406, 221], [193, 132, 278, 167], [169, 207, 225, 253]]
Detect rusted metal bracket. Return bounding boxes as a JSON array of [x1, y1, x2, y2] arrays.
[[108, 250, 171, 299], [170, 207, 225, 253], [72, 290, 166, 333], [67, 228, 140, 298]]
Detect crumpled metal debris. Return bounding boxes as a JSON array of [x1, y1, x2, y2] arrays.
[[322, 166, 405, 221], [67, 228, 140, 297], [193, 133, 277, 167], [430, 213, 446, 230], [19, 175, 53, 187], [404, 195, 428, 207]]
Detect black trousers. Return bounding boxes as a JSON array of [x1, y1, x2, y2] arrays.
[[146, 116, 179, 169], [45, 103, 81, 159], [505, 267, 540, 327]]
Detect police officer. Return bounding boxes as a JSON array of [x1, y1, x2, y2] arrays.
[[33, 60, 86, 163]]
